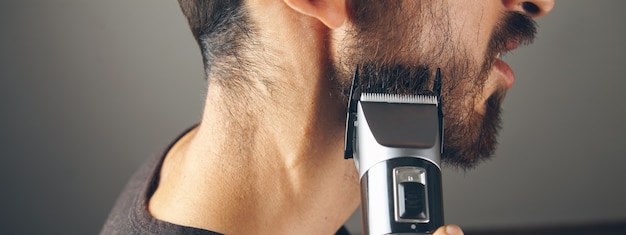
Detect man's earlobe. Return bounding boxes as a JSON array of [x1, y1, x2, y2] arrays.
[[283, 0, 347, 29]]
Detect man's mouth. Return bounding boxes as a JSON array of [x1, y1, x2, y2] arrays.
[[494, 57, 515, 89], [492, 38, 520, 89]]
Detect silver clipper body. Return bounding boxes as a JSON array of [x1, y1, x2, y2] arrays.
[[345, 69, 445, 235]]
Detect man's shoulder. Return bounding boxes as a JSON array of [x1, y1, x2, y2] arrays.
[[100, 126, 223, 235]]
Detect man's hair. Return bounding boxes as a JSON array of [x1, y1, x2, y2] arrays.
[[177, 0, 253, 81]]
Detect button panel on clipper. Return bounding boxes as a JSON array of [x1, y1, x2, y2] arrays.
[[394, 167, 429, 222]]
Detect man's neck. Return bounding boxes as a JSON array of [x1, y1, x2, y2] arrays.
[[149, 76, 361, 234]]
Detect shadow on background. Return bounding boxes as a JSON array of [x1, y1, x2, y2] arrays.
[[466, 221, 626, 235]]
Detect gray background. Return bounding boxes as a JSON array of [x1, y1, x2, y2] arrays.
[[1, 0, 624, 234]]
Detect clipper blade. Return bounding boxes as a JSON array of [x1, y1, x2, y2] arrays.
[[360, 93, 438, 105]]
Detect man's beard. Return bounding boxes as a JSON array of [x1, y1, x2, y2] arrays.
[[332, 1, 536, 168]]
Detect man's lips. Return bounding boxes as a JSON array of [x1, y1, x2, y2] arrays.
[[493, 38, 520, 89], [494, 59, 515, 89], [507, 37, 520, 51]]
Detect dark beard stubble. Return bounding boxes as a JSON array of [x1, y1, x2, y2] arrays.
[[331, 1, 536, 169]]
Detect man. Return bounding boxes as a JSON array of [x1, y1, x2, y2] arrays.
[[102, 0, 554, 234]]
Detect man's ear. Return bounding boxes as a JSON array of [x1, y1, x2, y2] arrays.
[[283, 0, 347, 29]]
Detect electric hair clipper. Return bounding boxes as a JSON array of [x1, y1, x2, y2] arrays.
[[345, 68, 445, 234]]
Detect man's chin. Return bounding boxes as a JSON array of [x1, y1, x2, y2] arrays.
[[441, 91, 504, 169]]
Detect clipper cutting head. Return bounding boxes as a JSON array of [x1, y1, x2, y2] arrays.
[[344, 67, 443, 159]]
